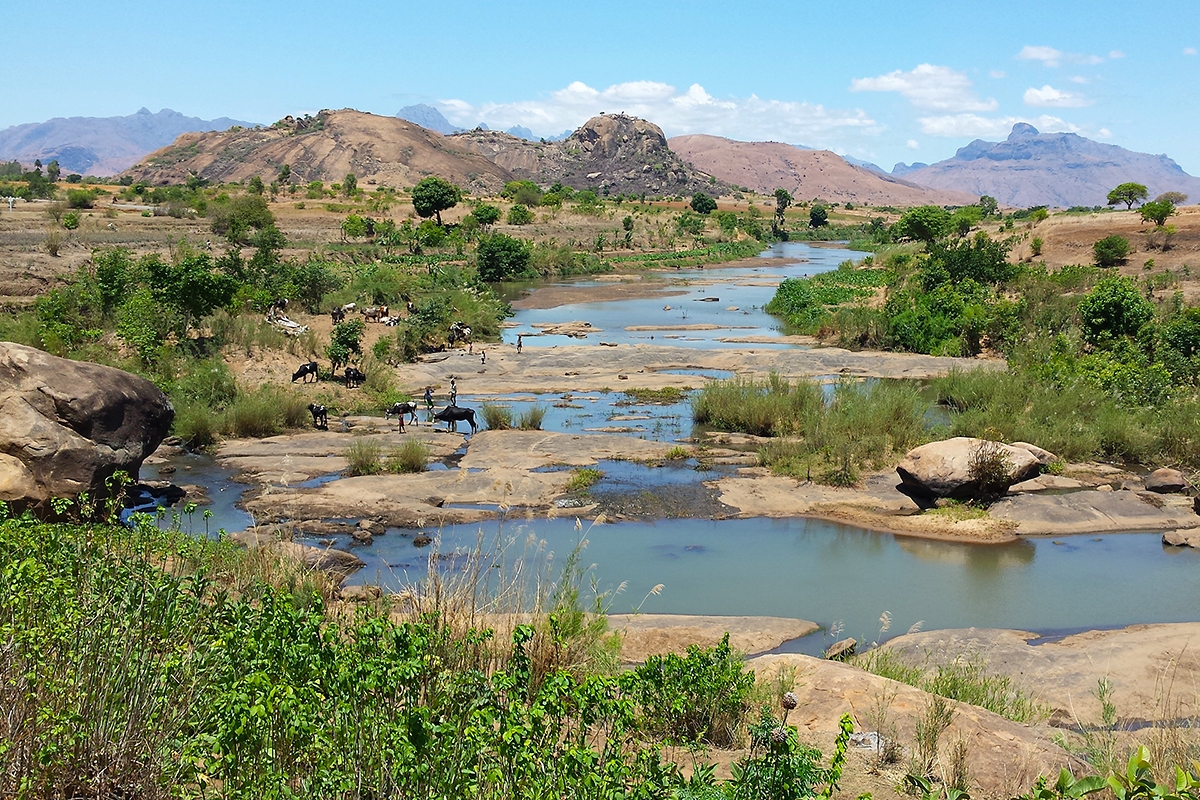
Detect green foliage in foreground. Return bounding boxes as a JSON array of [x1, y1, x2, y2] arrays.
[[764, 263, 890, 332], [0, 514, 857, 799]]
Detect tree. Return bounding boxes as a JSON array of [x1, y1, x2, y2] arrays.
[[978, 195, 999, 217], [809, 205, 829, 228], [476, 233, 530, 281], [1155, 191, 1187, 205], [1093, 234, 1131, 267], [46, 160, 60, 183], [893, 205, 951, 243], [473, 203, 500, 227], [210, 195, 275, 244], [506, 204, 534, 225], [342, 214, 369, 239], [1140, 199, 1175, 226], [690, 192, 717, 215], [1107, 182, 1149, 210], [278, 163, 291, 184], [411, 176, 460, 225], [247, 175, 265, 195], [327, 319, 365, 370], [773, 189, 793, 235], [343, 172, 357, 196], [503, 180, 542, 206], [1079, 276, 1154, 346], [676, 210, 705, 236]]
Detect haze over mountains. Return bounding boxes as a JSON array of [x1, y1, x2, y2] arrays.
[[892, 124, 1200, 208], [0, 108, 257, 175], [396, 104, 570, 142]]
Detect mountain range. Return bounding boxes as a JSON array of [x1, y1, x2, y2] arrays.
[[396, 104, 571, 142], [892, 124, 1200, 208], [0, 108, 257, 175]]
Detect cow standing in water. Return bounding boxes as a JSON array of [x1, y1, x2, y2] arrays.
[[433, 406, 477, 434], [386, 401, 419, 432]]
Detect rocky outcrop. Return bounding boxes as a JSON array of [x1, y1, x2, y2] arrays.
[[608, 614, 818, 663], [1145, 467, 1187, 493], [1163, 528, 1200, 547], [896, 437, 1040, 499], [451, 114, 730, 196], [0, 342, 173, 511]]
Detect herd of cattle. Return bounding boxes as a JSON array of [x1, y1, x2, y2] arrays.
[[304, 397, 477, 434]]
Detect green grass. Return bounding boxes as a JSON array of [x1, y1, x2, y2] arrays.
[[563, 467, 603, 493], [386, 439, 430, 473], [664, 446, 690, 460], [620, 387, 690, 405], [481, 404, 514, 430], [346, 438, 383, 476], [221, 386, 310, 439], [518, 405, 547, 430]]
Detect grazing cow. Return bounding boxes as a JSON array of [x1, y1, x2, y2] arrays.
[[308, 403, 328, 430], [385, 401, 419, 432], [345, 366, 366, 389], [292, 361, 319, 383], [448, 321, 472, 344], [330, 307, 346, 324], [433, 405, 478, 434], [341, 303, 357, 313], [381, 316, 399, 326], [268, 298, 289, 318]]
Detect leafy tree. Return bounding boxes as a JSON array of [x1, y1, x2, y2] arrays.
[[306, 180, 324, 199], [773, 189, 793, 235], [540, 192, 562, 208], [415, 219, 445, 249], [476, 233, 530, 281], [210, 195, 275, 244], [142, 253, 238, 327], [94, 248, 135, 315], [411, 176, 461, 225], [246, 175, 265, 195], [343, 172, 357, 196], [1079, 276, 1154, 346], [809, 205, 829, 228], [690, 192, 717, 215], [473, 202, 500, 227], [46, 160, 60, 183], [1107, 182, 1149, 210], [951, 205, 983, 236], [715, 210, 738, 236], [979, 195, 999, 217], [1139, 199, 1175, 226], [1155, 191, 1187, 205], [922, 232, 1016, 288], [342, 214, 369, 239], [1093, 234, 1131, 267], [507, 204, 535, 225], [621, 215, 634, 232], [117, 288, 178, 365], [893, 205, 951, 244], [327, 319, 365, 370], [278, 163, 291, 184], [503, 180, 542, 206]]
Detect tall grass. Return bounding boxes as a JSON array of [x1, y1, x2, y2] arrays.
[[692, 374, 824, 437], [222, 385, 310, 438], [346, 439, 383, 475], [386, 439, 429, 473], [481, 403, 513, 430], [518, 405, 547, 430]]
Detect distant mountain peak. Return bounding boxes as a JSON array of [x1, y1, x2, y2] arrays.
[[1008, 122, 1039, 140], [396, 104, 460, 136], [136, 107, 152, 115]]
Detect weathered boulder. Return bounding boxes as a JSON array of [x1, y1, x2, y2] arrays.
[[1145, 467, 1187, 494], [1163, 528, 1200, 548], [0, 342, 173, 510], [896, 437, 1040, 499], [824, 638, 857, 661]]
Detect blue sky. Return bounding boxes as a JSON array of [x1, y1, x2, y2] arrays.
[[8, 0, 1200, 172]]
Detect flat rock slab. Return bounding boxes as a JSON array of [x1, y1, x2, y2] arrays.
[[878, 623, 1200, 725], [990, 489, 1196, 534], [749, 654, 1074, 796], [609, 614, 818, 663], [1008, 474, 1087, 493]]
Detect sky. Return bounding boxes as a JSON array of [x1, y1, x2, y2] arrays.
[[6, 0, 1200, 173]]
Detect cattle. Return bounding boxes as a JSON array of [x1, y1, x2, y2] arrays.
[[362, 305, 389, 323], [345, 366, 366, 389], [307, 403, 328, 430], [292, 361, 319, 383], [433, 405, 478, 434], [385, 401, 419, 432], [330, 307, 346, 324], [448, 321, 472, 344], [268, 298, 289, 318]]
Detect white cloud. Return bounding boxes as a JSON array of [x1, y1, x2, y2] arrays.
[[989, 70, 1007, 79], [907, 139, 920, 149], [1185, 47, 1198, 56], [1023, 84, 1092, 108], [1016, 45, 1105, 67], [849, 64, 996, 112], [1070, 75, 1089, 84], [918, 113, 1080, 138], [1097, 128, 1112, 139], [1109, 50, 1125, 59], [438, 80, 879, 145]]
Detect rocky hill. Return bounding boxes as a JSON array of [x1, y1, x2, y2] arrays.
[[123, 109, 513, 194], [670, 135, 974, 206], [897, 124, 1200, 208], [0, 108, 257, 176], [450, 114, 730, 196]]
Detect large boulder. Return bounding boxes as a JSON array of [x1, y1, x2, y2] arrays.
[[896, 437, 1040, 499], [1145, 467, 1187, 494], [0, 342, 173, 510]]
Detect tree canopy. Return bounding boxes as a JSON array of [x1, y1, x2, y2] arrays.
[[1140, 199, 1176, 226], [1107, 182, 1149, 210], [411, 176, 461, 225], [893, 205, 950, 244], [809, 205, 828, 228], [690, 193, 717, 215], [476, 233, 530, 281]]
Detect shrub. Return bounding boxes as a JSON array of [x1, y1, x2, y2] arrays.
[[481, 404, 513, 430], [346, 439, 383, 476], [386, 439, 429, 473], [43, 228, 65, 256], [61, 211, 80, 230], [222, 386, 308, 438], [563, 467, 602, 492], [967, 439, 1014, 500], [1079, 276, 1154, 345], [518, 405, 546, 430], [476, 233, 530, 281], [627, 633, 755, 747], [506, 204, 534, 226], [1093, 234, 1131, 267], [690, 192, 717, 215], [1030, 236, 1043, 257], [66, 188, 96, 209]]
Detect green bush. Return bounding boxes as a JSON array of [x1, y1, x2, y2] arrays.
[[1079, 276, 1153, 345], [386, 439, 430, 473], [1093, 234, 1131, 267], [476, 233, 530, 281], [506, 204, 534, 226], [480, 404, 513, 430], [518, 405, 547, 430], [346, 439, 383, 475]]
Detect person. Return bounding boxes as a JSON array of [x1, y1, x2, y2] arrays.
[[449, 378, 457, 407], [516, 334, 523, 354], [480, 350, 486, 364], [468, 341, 473, 354], [423, 385, 433, 411]]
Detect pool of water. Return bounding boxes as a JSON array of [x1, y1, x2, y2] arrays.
[[464, 392, 694, 442], [503, 242, 867, 349], [340, 516, 1200, 642]]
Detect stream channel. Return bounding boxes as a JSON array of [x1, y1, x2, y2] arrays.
[[144, 241, 1200, 651]]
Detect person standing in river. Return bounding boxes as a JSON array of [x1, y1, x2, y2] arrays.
[[516, 334, 523, 354], [449, 378, 457, 407], [424, 386, 434, 420]]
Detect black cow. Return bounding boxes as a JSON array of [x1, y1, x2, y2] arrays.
[[292, 361, 319, 383], [433, 405, 478, 434], [386, 401, 419, 432], [345, 367, 366, 389], [330, 307, 346, 324], [308, 403, 328, 430]]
